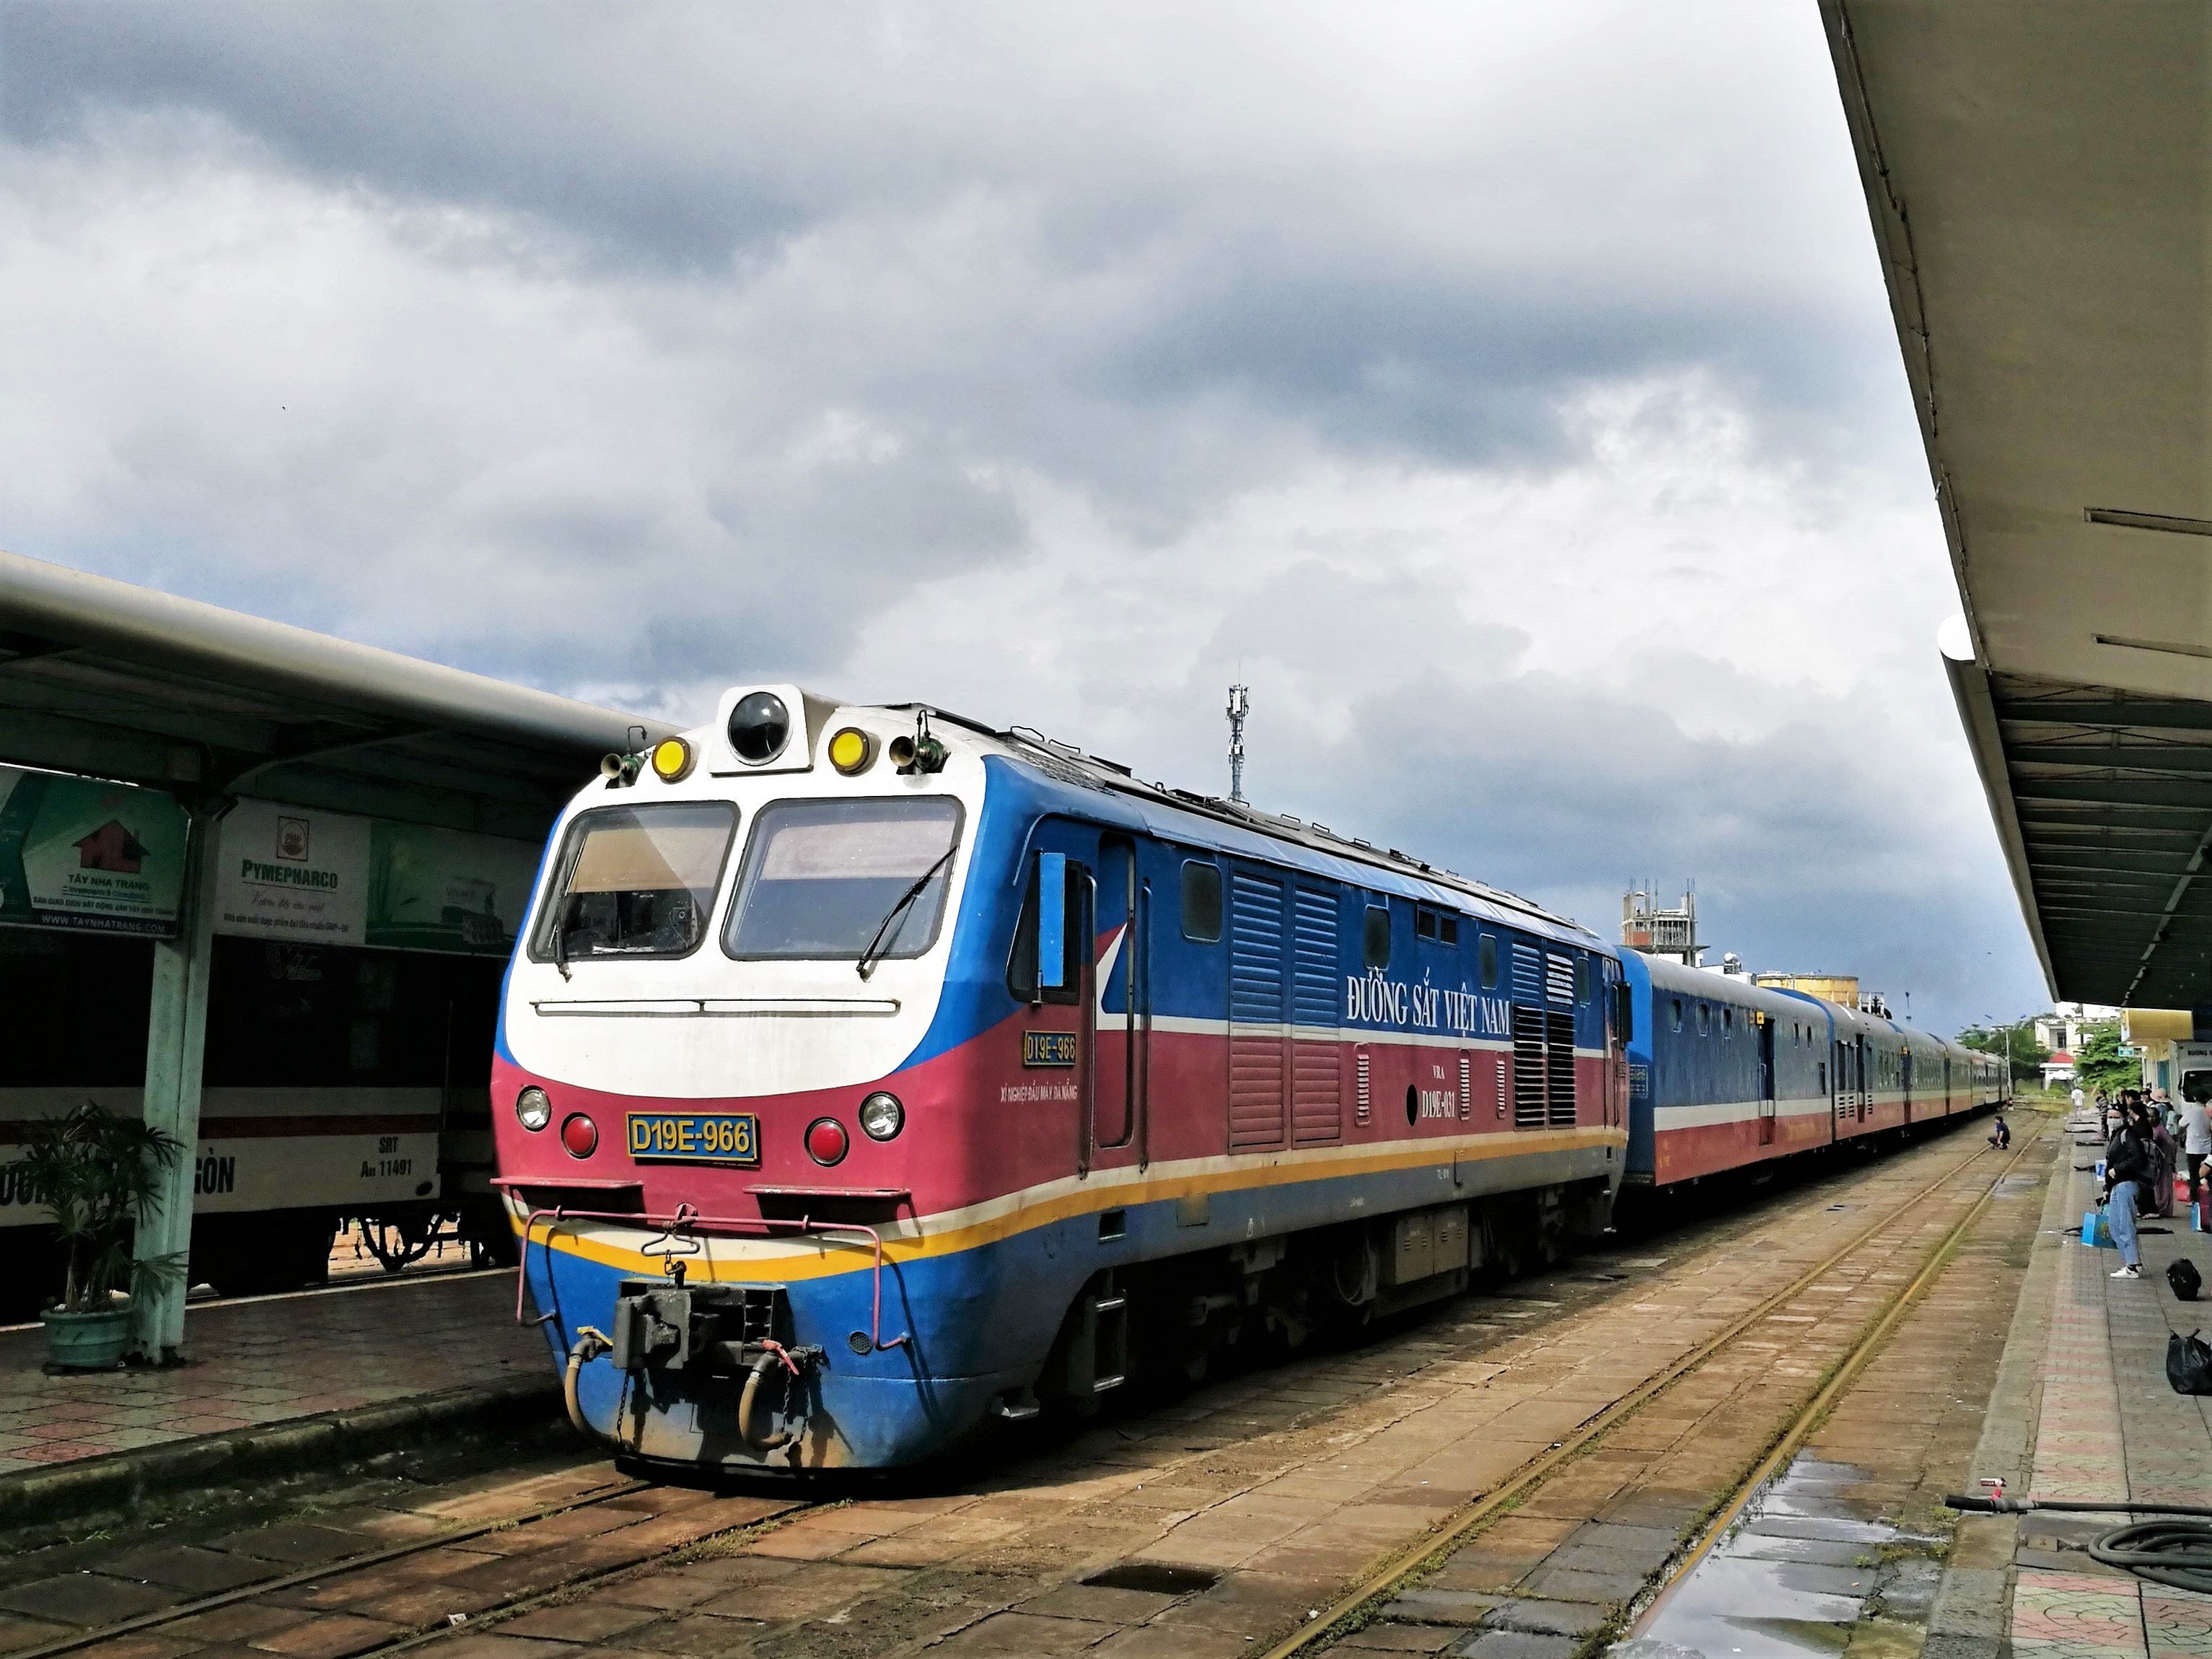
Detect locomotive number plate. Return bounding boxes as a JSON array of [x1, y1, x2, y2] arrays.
[[626, 1112, 760, 1165], [1022, 1030, 1078, 1068]]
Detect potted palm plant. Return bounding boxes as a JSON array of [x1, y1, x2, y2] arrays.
[[23, 1101, 186, 1370]]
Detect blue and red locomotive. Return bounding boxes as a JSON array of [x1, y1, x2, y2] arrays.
[[492, 686, 1999, 1474]]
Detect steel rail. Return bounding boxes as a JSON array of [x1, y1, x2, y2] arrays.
[[1255, 1122, 2040, 1659], [8, 1476, 678, 1659], [1625, 1126, 2044, 1637]]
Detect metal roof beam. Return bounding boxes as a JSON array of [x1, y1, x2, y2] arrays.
[[2008, 743, 2212, 772], [2014, 779, 2212, 810]]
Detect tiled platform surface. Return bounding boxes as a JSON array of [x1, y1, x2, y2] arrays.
[[0, 1271, 546, 1478], [1972, 1112, 2212, 1659]]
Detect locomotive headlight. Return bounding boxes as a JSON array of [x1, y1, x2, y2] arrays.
[[650, 736, 695, 782], [828, 727, 874, 776], [515, 1087, 552, 1131], [858, 1092, 904, 1141], [727, 691, 791, 764]]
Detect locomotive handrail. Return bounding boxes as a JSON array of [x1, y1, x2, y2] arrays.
[[514, 1201, 912, 1354]]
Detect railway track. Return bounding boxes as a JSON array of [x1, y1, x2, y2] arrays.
[[10, 1475, 803, 1659], [17, 1117, 2037, 1659], [1266, 1123, 2043, 1658]]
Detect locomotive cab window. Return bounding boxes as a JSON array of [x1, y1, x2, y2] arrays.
[[1415, 906, 1461, 946], [1363, 906, 1391, 970], [1697, 1002, 1709, 1036], [1009, 848, 1086, 1006], [534, 802, 737, 963], [1574, 955, 1589, 1004], [1479, 933, 1499, 989], [1721, 1006, 1733, 1037], [1670, 997, 1682, 1033], [724, 796, 962, 961], [1180, 859, 1223, 943]]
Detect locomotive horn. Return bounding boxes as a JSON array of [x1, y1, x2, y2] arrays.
[[600, 752, 641, 784], [890, 713, 948, 776]]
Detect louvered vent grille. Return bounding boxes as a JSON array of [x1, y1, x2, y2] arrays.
[[1511, 942, 1542, 1004], [1356, 1049, 1371, 1125], [1545, 953, 1574, 1005], [1458, 1052, 1473, 1119], [1511, 1006, 1548, 1127], [1545, 1010, 1577, 1126], [1494, 1054, 1508, 1118], [1289, 885, 1341, 1145], [1228, 872, 1287, 1150]]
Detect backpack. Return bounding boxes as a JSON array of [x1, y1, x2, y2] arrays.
[[2167, 1328, 2212, 1395], [2169, 1259, 2203, 1300]]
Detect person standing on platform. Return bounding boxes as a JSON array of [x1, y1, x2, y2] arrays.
[[2103, 1104, 2154, 1279], [2183, 1090, 2212, 1211]]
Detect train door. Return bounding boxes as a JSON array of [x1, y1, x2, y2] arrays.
[[1902, 1046, 1915, 1124], [1091, 836, 1147, 1169], [1756, 1012, 1776, 1146], [1605, 960, 1629, 1139], [1009, 838, 1097, 1176]]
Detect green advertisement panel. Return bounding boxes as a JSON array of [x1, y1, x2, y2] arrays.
[[0, 765, 188, 936], [366, 820, 544, 955]]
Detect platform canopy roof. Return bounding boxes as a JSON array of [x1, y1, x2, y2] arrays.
[[0, 548, 673, 841], [1823, 1, 2212, 1009]]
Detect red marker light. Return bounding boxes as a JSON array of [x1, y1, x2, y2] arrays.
[[561, 1114, 599, 1159], [805, 1117, 848, 1166]]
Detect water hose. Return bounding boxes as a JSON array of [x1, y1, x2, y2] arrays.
[[738, 1340, 804, 1450], [563, 1326, 611, 1437], [1948, 1494, 2212, 1593]]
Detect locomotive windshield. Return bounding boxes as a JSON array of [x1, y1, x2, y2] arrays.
[[724, 797, 962, 960], [533, 802, 736, 962]]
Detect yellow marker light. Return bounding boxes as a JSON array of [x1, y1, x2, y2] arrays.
[[828, 727, 875, 776], [651, 737, 695, 782]]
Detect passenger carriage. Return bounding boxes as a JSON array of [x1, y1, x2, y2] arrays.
[[1622, 950, 2003, 1189]]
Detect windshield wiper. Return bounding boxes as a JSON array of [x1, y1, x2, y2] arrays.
[[856, 849, 956, 981]]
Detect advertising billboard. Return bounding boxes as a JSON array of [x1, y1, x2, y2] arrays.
[[0, 764, 188, 936]]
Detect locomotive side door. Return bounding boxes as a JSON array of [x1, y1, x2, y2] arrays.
[[1090, 836, 1147, 1170], [1011, 839, 1096, 1178], [1756, 1012, 1776, 1145]]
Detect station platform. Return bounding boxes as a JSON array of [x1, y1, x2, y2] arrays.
[[1934, 1110, 2212, 1659], [0, 1269, 550, 1502]]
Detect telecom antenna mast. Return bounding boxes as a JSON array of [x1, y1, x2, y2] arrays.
[[1226, 684, 1250, 804]]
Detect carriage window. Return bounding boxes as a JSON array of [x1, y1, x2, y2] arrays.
[[1697, 1003, 1709, 1036], [1670, 997, 1682, 1033], [1574, 955, 1589, 1004], [723, 797, 962, 960], [1363, 906, 1391, 970], [1722, 1007, 1733, 1037], [1479, 933, 1499, 989], [534, 802, 736, 963], [1180, 860, 1222, 943], [1415, 906, 1462, 947]]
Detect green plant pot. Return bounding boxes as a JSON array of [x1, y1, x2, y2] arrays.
[[41, 1303, 133, 1371]]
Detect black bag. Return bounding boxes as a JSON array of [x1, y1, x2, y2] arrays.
[[2167, 1328, 2212, 1395], [2171, 1259, 2203, 1300]]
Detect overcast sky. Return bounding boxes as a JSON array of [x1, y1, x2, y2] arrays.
[[0, 3, 2048, 1033]]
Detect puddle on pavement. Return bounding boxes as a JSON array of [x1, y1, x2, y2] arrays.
[[1613, 1455, 1900, 1659]]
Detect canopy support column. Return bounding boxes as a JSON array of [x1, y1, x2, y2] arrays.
[[131, 806, 222, 1364]]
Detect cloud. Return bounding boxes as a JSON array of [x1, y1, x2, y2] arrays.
[[0, 4, 2046, 1030]]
